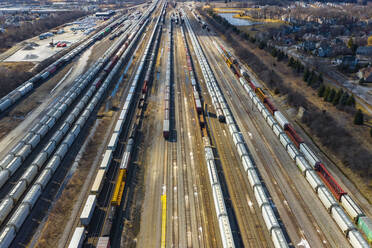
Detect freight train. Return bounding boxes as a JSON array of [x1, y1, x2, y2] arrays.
[[181, 18, 236, 247], [213, 37, 370, 246], [163, 19, 172, 139], [218, 40, 356, 202], [0, 3, 161, 247], [67, 5, 165, 248], [183, 11, 289, 248]]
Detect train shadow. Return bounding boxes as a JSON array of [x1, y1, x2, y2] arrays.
[[213, 147, 244, 248]]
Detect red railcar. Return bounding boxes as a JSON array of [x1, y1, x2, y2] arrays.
[[248, 81, 257, 91], [285, 124, 304, 148], [93, 77, 103, 89], [315, 162, 346, 201], [48, 66, 57, 74], [112, 55, 119, 64], [264, 98, 277, 115], [142, 81, 148, 94]]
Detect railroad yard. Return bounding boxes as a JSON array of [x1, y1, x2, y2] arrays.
[[0, 1, 370, 248]]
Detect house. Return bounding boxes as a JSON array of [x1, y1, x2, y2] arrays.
[[356, 46, 372, 57], [300, 40, 316, 52], [357, 67, 372, 83], [313, 40, 331, 57], [340, 55, 358, 71], [318, 46, 332, 57]]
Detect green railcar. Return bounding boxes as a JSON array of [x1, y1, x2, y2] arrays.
[[358, 216, 372, 242]]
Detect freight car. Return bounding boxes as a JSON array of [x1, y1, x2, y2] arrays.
[[315, 162, 346, 201], [182, 11, 290, 248], [91, 169, 106, 194], [68, 227, 86, 248], [97, 236, 111, 248], [80, 195, 96, 226], [235, 57, 370, 247], [204, 144, 235, 248], [0, 13, 153, 248], [111, 170, 126, 206], [217, 43, 240, 77], [163, 20, 172, 139]]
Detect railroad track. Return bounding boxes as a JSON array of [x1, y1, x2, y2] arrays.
[[192, 9, 370, 248], [194, 21, 322, 241], [205, 89, 272, 247], [67, 3, 166, 247], [0, 7, 153, 247], [173, 25, 191, 247], [195, 15, 332, 246], [181, 23, 224, 248], [182, 13, 240, 248], [181, 80, 208, 248], [206, 37, 331, 245], [197, 24, 330, 246], [182, 9, 292, 248], [164, 17, 179, 248], [174, 24, 195, 248], [191, 36, 267, 246]]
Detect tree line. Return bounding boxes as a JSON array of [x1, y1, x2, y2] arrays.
[[207, 9, 362, 119]]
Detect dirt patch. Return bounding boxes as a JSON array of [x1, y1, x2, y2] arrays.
[[239, 23, 288, 39], [0, 61, 35, 70], [87, 38, 113, 66], [0, 61, 35, 98], [121, 152, 146, 248]]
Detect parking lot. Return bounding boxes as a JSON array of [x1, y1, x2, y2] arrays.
[[4, 15, 106, 63]]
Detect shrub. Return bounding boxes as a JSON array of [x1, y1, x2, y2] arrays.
[[323, 87, 330, 101], [332, 89, 343, 105], [340, 91, 350, 105], [258, 41, 266, 49], [346, 94, 356, 106], [318, 84, 325, 97], [354, 109, 364, 125], [303, 68, 310, 82], [288, 57, 295, 67], [326, 89, 336, 102]]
